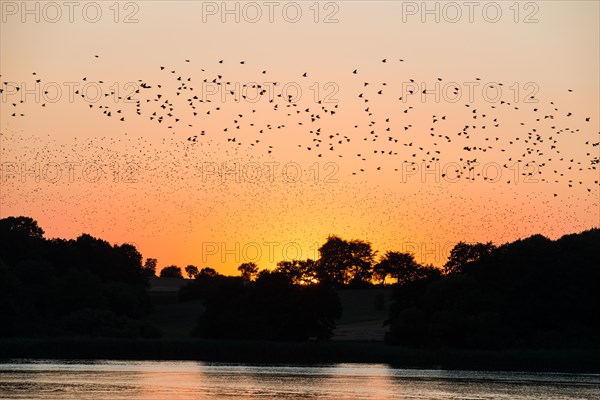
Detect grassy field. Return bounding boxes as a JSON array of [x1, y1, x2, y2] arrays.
[[147, 277, 199, 338], [333, 288, 392, 341]]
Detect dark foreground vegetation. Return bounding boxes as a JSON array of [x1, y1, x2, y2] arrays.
[[385, 230, 600, 349], [1, 216, 599, 371], [0, 217, 159, 338], [185, 272, 342, 340]]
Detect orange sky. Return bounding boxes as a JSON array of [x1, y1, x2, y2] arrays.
[[1, 1, 598, 275]]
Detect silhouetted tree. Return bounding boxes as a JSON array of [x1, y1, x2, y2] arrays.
[[418, 264, 442, 281], [178, 267, 225, 302], [0, 216, 159, 338], [198, 267, 218, 277], [160, 265, 183, 278], [317, 236, 375, 285], [238, 262, 259, 281], [386, 230, 600, 349], [444, 241, 496, 274], [374, 252, 441, 285], [185, 265, 199, 279], [114, 243, 144, 283], [0, 216, 46, 266], [142, 258, 158, 277], [375, 251, 416, 284], [275, 259, 318, 285], [0, 216, 44, 239]]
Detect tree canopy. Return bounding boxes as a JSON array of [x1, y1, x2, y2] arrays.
[[317, 235, 375, 285], [237, 262, 259, 281], [0, 216, 159, 338], [160, 265, 183, 279], [373, 251, 440, 284], [386, 230, 600, 349], [443, 241, 496, 274]]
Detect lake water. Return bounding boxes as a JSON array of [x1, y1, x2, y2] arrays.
[[0, 360, 599, 399]]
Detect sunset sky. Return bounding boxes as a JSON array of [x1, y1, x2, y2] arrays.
[[1, 1, 598, 275]]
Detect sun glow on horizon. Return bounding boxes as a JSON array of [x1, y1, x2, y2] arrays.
[[1, 1, 598, 275]]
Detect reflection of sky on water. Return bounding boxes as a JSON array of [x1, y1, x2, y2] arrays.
[[1, 360, 599, 399]]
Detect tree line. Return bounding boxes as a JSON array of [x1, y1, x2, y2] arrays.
[[385, 229, 600, 348], [175, 236, 499, 340], [2, 216, 598, 348], [0, 216, 159, 338], [155, 235, 485, 286]]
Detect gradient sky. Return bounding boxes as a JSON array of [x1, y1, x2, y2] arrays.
[[1, 1, 598, 275]]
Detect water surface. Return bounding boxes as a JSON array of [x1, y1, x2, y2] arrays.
[[1, 360, 598, 399]]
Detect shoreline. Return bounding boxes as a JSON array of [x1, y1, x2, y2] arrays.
[[1, 338, 598, 373]]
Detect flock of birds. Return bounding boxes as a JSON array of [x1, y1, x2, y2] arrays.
[[3, 55, 598, 192], [1, 55, 598, 247]]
